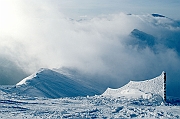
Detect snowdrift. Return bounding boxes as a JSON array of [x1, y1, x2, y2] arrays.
[[102, 71, 165, 100], [8, 68, 101, 98]]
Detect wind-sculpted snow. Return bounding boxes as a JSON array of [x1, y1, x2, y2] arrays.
[[5, 68, 102, 98], [0, 92, 180, 119], [103, 72, 165, 100]]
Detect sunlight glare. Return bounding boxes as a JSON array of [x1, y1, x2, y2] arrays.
[[0, 0, 20, 34]]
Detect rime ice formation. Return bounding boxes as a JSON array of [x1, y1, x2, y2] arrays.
[[103, 72, 165, 99]]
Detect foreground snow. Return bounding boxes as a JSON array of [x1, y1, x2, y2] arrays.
[[0, 91, 180, 119]]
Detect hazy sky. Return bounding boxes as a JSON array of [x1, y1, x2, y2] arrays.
[[57, 0, 180, 19], [0, 0, 180, 97]]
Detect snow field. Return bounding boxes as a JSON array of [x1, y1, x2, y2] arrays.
[[0, 94, 180, 119]]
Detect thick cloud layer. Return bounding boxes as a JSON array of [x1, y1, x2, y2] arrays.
[[0, 1, 180, 97]]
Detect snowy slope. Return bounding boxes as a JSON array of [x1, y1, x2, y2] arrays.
[[102, 71, 165, 100], [6, 68, 102, 98], [0, 91, 180, 119]]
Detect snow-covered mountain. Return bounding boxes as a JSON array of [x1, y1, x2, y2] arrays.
[[5, 68, 103, 98], [129, 28, 156, 51], [151, 13, 166, 18]]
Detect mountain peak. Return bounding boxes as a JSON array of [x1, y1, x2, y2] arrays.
[[151, 13, 166, 18], [16, 68, 52, 86], [130, 29, 156, 48], [13, 68, 102, 98]]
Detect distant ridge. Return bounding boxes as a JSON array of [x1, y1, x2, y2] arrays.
[[152, 13, 166, 18]]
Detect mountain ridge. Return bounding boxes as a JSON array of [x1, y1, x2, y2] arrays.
[[8, 68, 103, 98]]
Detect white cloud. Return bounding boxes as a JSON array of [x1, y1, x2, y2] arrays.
[[0, 0, 180, 97]]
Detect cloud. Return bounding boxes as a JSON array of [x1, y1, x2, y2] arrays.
[[0, 0, 180, 97], [0, 55, 27, 85]]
